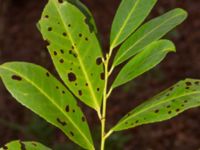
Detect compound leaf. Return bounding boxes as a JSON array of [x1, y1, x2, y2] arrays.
[[0, 62, 94, 150], [0, 140, 51, 150], [112, 40, 175, 88], [110, 0, 157, 49], [38, 0, 104, 112], [112, 79, 200, 131], [113, 8, 187, 66]]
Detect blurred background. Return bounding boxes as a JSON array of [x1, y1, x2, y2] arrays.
[[0, 0, 200, 149]]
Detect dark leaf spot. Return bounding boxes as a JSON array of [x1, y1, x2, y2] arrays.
[[135, 120, 139, 123], [57, 118, 66, 126], [79, 33, 82, 37], [71, 46, 74, 49], [65, 105, 70, 112], [70, 131, 74, 136], [62, 91, 65, 94], [195, 81, 199, 85], [60, 49, 64, 54], [56, 86, 59, 89], [68, 72, 76, 82], [68, 24, 71, 27], [72, 109, 75, 113], [45, 15, 49, 18], [58, 0, 63, 3], [63, 32, 67, 37], [169, 87, 174, 91], [78, 90, 82, 96], [97, 88, 100, 92], [48, 27, 52, 31], [69, 50, 72, 54], [96, 57, 102, 65], [85, 83, 88, 86], [85, 37, 89, 41], [54, 51, 57, 56], [82, 116, 85, 122], [125, 122, 128, 125], [168, 111, 172, 114], [181, 104, 185, 107], [12, 75, 22, 81], [100, 72, 105, 80], [46, 72, 50, 77], [167, 105, 171, 108], [154, 109, 159, 113], [60, 59, 64, 63], [186, 81, 192, 86], [176, 108, 180, 112], [75, 83, 78, 86], [184, 100, 188, 103]]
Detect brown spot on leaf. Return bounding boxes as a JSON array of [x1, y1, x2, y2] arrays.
[[60, 59, 64, 63], [68, 72, 76, 82], [79, 33, 82, 37], [46, 72, 50, 77], [65, 105, 70, 112], [12, 75, 22, 81], [70, 131, 74, 136], [96, 57, 102, 65], [57, 118, 66, 126], [60, 49, 64, 54], [100, 72, 105, 80], [78, 90, 82, 96], [48, 27, 52, 31], [63, 32, 67, 37], [154, 109, 159, 113], [82, 116, 85, 122], [54, 51, 57, 56]]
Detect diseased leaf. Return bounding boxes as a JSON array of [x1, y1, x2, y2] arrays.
[[38, 0, 104, 112], [110, 0, 157, 49], [0, 140, 51, 150], [112, 79, 200, 131], [112, 40, 175, 88], [113, 8, 187, 66], [0, 62, 94, 150]]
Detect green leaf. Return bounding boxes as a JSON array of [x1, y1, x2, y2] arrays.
[[0, 62, 94, 150], [66, 0, 98, 33], [110, 0, 157, 49], [112, 79, 200, 131], [113, 8, 187, 66], [112, 40, 175, 88], [0, 140, 51, 150], [38, 0, 104, 112]]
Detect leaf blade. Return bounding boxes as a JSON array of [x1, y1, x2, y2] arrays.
[[110, 0, 157, 49], [0, 140, 51, 150], [112, 40, 175, 88], [0, 62, 94, 150], [112, 79, 200, 131], [39, 0, 104, 111], [114, 8, 187, 66]]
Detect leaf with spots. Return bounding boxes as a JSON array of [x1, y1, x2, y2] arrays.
[[112, 40, 176, 88], [111, 79, 200, 131], [113, 8, 187, 67], [38, 0, 104, 112], [0, 140, 51, 150], [110, 0, 157, 49], [0, 62, 94, 150]]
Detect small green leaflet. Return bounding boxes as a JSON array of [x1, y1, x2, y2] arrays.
[[0, 62, 94, 150], [38, 0, 104, 112], [113, 8, 187, 66], [110, 0, 157, 49], [0, 140, 51, 150], [112, 79, 200, 131], [112, 40, 175, 88]]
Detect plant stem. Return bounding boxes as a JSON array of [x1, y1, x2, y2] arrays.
[[100, 49, 114, 150]]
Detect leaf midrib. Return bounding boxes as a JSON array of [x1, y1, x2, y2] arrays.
[[114, 11, 184, 66], [111, 0, 140, 49], [0, 65, 93, 149], [114, 90, 200, 129], [53, 1, 100, 111]]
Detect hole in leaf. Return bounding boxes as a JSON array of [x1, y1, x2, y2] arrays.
[[12, 75, 22, 81], [68, 72, 76, 82], [56, 118, 66, 126]]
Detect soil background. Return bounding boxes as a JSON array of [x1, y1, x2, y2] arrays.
[[0, 0, 200, 150]]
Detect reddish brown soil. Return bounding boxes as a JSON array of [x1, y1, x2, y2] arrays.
[[0, 0, 200, 149]]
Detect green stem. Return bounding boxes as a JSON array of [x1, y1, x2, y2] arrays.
[[100, 49, 114, 150]]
